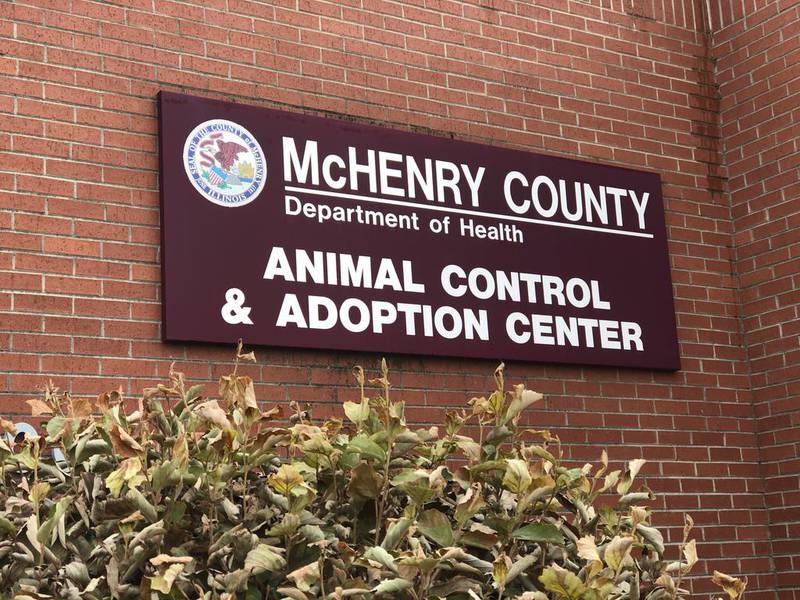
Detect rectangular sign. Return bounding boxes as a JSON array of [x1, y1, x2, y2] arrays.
[[158, 91, 680, 370]]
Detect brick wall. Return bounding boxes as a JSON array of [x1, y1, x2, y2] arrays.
[[714, 1, 800, 597], [0, 0, 795, 597]]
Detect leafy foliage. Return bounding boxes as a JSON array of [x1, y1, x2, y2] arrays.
[[0, 344, 747, 600]]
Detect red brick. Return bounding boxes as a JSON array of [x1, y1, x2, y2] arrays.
[[44, 275, 102, 296], [45, 316, 100, 336], [0, 231, 42, 252], [13, 293, 72, 314], [41, 355, 99, 375], [42, 237, 101, 258]]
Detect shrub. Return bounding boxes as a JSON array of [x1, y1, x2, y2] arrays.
[[0, 344, 746, 600]]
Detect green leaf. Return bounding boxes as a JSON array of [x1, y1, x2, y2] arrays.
[[343, 397, 370, 424], [440, 547, 493, 574], [528, 445, 558, 465], [105, 457, 145, 498], [455, 438, 481, 462], [503, 388, 543, 425], [539, 564, 588, 599], [619, 490, 655, 506], [220, 497, 241, 522], [636, 523, 665, 556], [150, 563, 184, 594], [126, 488, 158, 522], [268, 513, 300, 537], [75, 437, 111, 463], [506, 553, 538, 586], [129, 519, 165, 549], [267, 464, 305, 495], [502, 459, 532, 493], [460, 529, 498, 550], [44, 416, 65, 443], [223, 568, 251, 593], [37, 497, 71, 546], [470, 460, 507, 474], [382, 517, 411, 550], [348, 434, 386, 462], [373, 578, 413, 594], [64, 561, 90, 586], [512, 522, 564, 545], [428, 575, 482, 598], [29, 482, 50, 505], [455, 487, 485, 527], [556, 467, 584, 486], [417, 508, 453, 547], [493, 555, 509, 588], [150, 461, 175, 495], [12, 447, 36, 469], [164, 500, 186, 526], [363, 546, 398, 574], [244, 544, 286, 573], [396, 482, 434, 506], [485, 425, 513, 446], [484, 516, 516, 538], [185, 384, 203, 402], [397, 555, 441, 575], [276, 587, 309, 600], [604, 536, 634, 571], [299, 524, 325, 543], [348, 462, 381, 501], [286, 561, 320, 593], [0, 515, 15, 534], [617, 458, 646, 495]]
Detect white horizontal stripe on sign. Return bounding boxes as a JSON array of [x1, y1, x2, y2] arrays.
[[283, 185, 655, 239]]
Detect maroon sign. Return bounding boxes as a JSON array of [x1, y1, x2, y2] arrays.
[[159, 92, 680, 370]]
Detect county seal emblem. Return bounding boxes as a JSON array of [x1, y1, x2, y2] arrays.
[[183, 119, 266, 207]]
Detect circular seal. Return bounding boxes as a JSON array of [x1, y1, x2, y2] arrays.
[[183, 119, 266, 207]]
